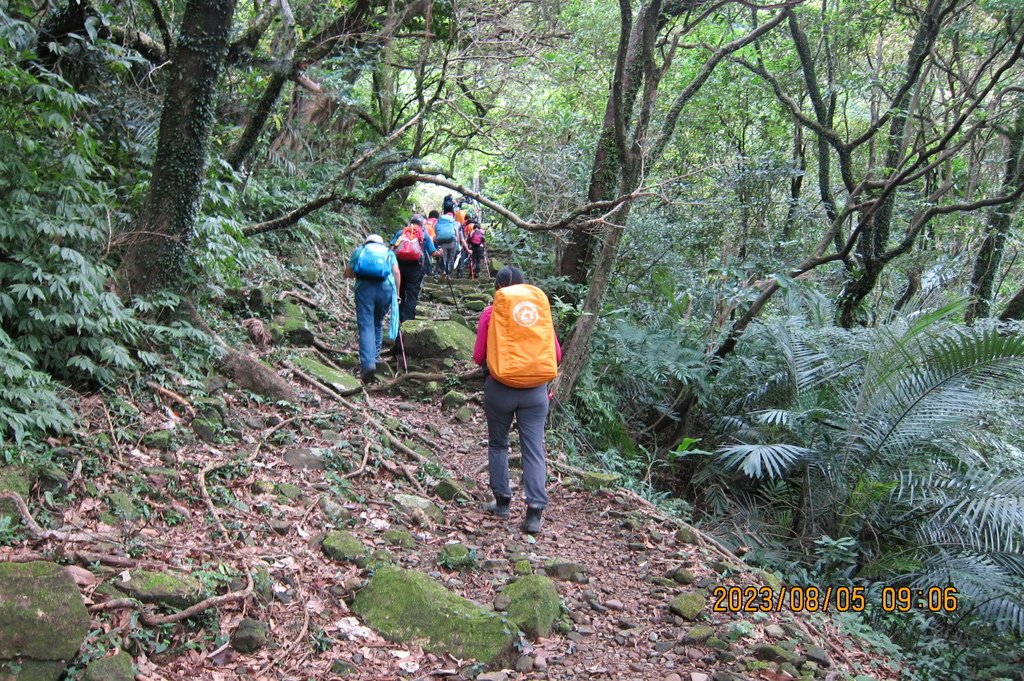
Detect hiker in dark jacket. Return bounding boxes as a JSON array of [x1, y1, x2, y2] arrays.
[[390, 215, 439, 323]]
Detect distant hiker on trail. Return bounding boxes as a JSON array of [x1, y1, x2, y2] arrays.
[[442, 194, 456, 214], [344, 234, 400, 384], [423, 210, 439, 276], [467, 219, 486, 279], [473, 266, 561, 534], [434, 209, 467, 280], [390, 215, 439, 323]]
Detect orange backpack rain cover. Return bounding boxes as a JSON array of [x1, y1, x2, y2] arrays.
[[487, 284, 558, 389]]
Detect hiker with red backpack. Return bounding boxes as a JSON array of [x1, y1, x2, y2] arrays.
[[390, 214, 439, 323], [473, 266, 561, 534], [466, 219, 486, 279]]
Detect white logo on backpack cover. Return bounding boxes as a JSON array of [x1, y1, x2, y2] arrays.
[[513, 301, 539, 327]]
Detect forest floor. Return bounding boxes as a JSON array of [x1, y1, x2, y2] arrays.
[[1, 251, 906, 681]]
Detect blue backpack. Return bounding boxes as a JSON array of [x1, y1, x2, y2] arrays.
[[435, 215, 458, 241], [352, 242, 392, 280]]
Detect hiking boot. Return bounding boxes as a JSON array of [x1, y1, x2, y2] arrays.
[[485, 496, 511, 518], [360, 368, 376, 384], [521, 506, 543, 534]]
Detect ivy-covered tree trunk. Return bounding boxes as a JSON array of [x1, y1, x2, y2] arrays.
[[966, 107, 1024, 323], [120, 0, 238, 297]]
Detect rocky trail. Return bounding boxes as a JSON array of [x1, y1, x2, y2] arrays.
[[0, 250, 903, 681]]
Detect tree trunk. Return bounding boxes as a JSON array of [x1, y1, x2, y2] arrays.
[[120, 0, 238, 297], [966, 107, 1024, 323]]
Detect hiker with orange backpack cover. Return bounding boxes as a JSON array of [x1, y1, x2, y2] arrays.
[[390, 214, 439, 323], [473, 266, 561, 534]]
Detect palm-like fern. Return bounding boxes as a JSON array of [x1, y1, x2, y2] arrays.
[[708, 306, 1024, 635]]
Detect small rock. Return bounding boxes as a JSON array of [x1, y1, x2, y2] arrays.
[[232, 618, 268, 653], [543, 558, 586, 581], [515, 655, 534, 673], [319, 497, 351, 525], [605, 598, 625, 610], [283, 447, 326, 470], [579, 470, 620, 491], [322, 531, 366, 564], [690, 673, 710, 681], [675, 527, 700, 544], [534, 654, 548, 670], [764, 623, 786, 639], [682, 625, 714, 643], [394, 494, 445, 524], [477, 673, 509, 681], [268, 519, 291, 535], [441, 390, 468, 410], [670, 567, 697, 585], [83, 650, 133, 681], [669, 592, 706, 621], [804, 645, 832, 668]]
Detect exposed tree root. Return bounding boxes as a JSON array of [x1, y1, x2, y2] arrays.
[[145, 381, 195, 415], [0, 492, 111, 543]]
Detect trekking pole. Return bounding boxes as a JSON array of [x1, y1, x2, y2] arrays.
[[444, 255, 463, 317], [398, 330, 409, 373]]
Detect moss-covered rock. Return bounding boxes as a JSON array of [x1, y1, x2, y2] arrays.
[[399, 320, 476, 359], [294, 357, 360, 392], [283, 446, 327, 470], [683, 625, 715, 643], [106, 491, 140, 521], [0, 561, 90, 680], [142, 430, 174, 451], [754, 644, 804, 665], [394, 494, 445, 524], [433, 478, 471, 502], [322, 531, 366, 564], [441, 390, 468, 410], [83, 651, 134, 681], [0, 465, 32, 522], [669, 592, 706, 621], [670, 567, 697, 585], [352, 567, 518, 666], [384, 528, 416, 548], [438, 543, 476, 571], [542, 559, 587, 582], [455, 406, 474, 423], [110, 569, 204, 609], [191, 417, 220, 443], [271, 302, 314, 345], [232, 618, 268, 653], [675, 526, 700, 545], [502, 575, 560, 639], [580, 470, 620, 491], [276, 482, 304, 501]]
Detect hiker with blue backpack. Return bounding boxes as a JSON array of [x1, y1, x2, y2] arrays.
[[434, 208, 468, 280], [344, 234, 400, 384], [390, 214, 439, 323]]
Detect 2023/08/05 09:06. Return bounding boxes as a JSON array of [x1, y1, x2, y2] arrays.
[[711, 585, 959, 613]]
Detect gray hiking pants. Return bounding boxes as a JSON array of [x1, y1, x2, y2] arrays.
[[484, 376, 550, 509]]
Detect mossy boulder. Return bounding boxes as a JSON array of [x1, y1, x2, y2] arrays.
[[394, 494, 445, 525], [580, 470, 620, 491], [110, 569, 204, 609], [322, 531, 366, 564], [83, 651, 134, 681], [142, 430, 174, 451], [384, 528, 416, 548], [683, 625, 715, 643], [294, 357, 360, 393], [542, 559, 587, 582], [670, 592, 706, 621], [464, 300, 486, 312], [399, 320, 476, 359], [433, 478, 471, 502], [271, 302, 314, 345], [675, 526, 701, 545], [106, 491, 140, 521], [352, 567, 518, 666], [191, 417, 220, 443], [0, 465, 32, 522], [0, 562, 91, 681], [502, 575, 560, 639], [488, 258, 505, 276]]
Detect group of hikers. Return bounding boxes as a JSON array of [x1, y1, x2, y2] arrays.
[[342, 194, 560, 534]]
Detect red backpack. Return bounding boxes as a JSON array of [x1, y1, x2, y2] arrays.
[[394, 225, 424, 262]]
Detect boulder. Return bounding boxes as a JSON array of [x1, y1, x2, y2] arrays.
[[83, 651, 134, 681], [399, 320, 476, 359], [0, 562, 91, 681], [683, 625, 715, 643], [352, 567, 518, 666], [670, 592, 706, 621], [675, 526, 701, 545], [271, 302, 314, 345], [502, 575, 561, 638], [322, 531, 367, 564], [294, 357, 360, 393], [110, 569, 204, 609], [394, 494, 445, 525]]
